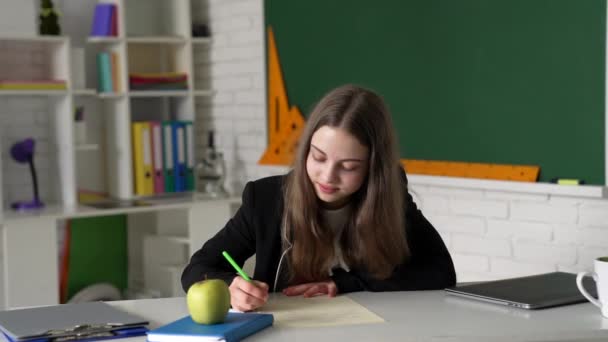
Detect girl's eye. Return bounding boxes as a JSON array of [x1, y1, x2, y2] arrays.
[[312, 153, 325, 162], [342, 164, 358, 172]]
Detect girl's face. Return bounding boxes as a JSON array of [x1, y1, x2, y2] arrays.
[[306, 126, 369, 209]]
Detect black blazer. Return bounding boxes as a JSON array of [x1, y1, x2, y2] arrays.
[[181, 173, 456, 293]]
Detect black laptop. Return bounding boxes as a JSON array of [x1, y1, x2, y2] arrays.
[[445, 272, 597, 309]]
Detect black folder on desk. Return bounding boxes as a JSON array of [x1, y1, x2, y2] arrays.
[[0, 302, 148, 342]]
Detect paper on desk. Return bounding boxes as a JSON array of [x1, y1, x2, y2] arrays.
[[260, 294, 384, 328]]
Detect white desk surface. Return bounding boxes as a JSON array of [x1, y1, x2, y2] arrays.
[[109, 291, 608, 342]]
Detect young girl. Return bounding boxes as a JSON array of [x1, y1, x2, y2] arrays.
[[181, 84, 456, 312]]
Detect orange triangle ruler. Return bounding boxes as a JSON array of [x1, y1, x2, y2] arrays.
[[258, 27, 305, 166]]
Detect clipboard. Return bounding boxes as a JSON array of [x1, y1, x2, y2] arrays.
[[0, 302, 148, 342]]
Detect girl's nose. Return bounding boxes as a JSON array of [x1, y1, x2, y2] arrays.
[[321, 164, 338, 183]]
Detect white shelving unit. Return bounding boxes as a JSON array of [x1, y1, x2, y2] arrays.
[[0, 0, 224, 308], [0, 0, 215, 212], [84, 0, 214, 201]]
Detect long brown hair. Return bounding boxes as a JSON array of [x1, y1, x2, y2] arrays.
[[283, 84, 409, 283]]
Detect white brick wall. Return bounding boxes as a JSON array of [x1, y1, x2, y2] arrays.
[[413, 182, 608, 281], [195, 0, 288, 195]]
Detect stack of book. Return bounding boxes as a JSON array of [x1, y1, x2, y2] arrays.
[[0, 80, 66, 90], [91, 3, 118, 36], [129, 73, 188, 91]]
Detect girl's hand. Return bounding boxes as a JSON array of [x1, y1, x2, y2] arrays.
[[282, 280, 338, 298], [229, 276, 269, 312]]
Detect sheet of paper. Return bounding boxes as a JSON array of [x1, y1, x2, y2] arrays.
[[259, 294, 384, 328]]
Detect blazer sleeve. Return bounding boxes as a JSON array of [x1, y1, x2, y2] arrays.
[[181, 181, 257, 292], [331, 177, 457, 293]]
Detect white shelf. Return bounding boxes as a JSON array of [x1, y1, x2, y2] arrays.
[[98, 92, 125, 99], [0, 90, 68, 96], [0, 35, 68, 44], [2, 195, 241, 222], [86, 36, 123, 44], [129, 90, 190, 97], [193, 89, 215, 97], [72, 89, 97, 96], [75, 144, 99, 152], [191, 37, 212, 45], [127, 36, 187, 44], [158, 236, 190, 245]]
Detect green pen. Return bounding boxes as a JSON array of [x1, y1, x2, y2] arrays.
[[222, 250, 252, 282]]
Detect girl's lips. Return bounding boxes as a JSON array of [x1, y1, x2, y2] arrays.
[[318, 183, 338, 194]]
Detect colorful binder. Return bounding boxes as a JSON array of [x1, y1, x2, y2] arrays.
[[172, 122, 187, 192], [146, 312, 273, 342], [162, 121, 175, 192], [183, 121, 195, 191], [132, 122, 154, 195], [150, 121, 165, 194]]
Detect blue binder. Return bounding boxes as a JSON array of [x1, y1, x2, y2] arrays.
[[171, 122, 187, 192], [146, 312, 273, 342]]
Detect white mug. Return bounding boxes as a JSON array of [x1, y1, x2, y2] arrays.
[[577, 257, 608, 317]]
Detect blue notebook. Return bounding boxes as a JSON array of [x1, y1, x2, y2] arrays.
[[146, 312, 273, 342]]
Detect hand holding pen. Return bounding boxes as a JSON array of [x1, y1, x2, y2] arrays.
[[222, 251, 269, 312]]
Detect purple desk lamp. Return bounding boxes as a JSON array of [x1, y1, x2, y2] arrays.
[[10, 138, 44, 210]]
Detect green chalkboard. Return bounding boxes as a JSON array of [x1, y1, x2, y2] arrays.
[[265, 0, 606, 184]]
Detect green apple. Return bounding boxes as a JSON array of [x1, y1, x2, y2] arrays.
[[186, 279, 231, 324]]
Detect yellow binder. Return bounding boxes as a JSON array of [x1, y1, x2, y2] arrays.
[[132, 122, 154, 195]]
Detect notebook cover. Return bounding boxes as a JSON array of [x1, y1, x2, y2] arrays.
[[147, 312, 273, 342]]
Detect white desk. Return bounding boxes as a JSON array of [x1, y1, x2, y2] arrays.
[[110, 291, 608, 342]]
